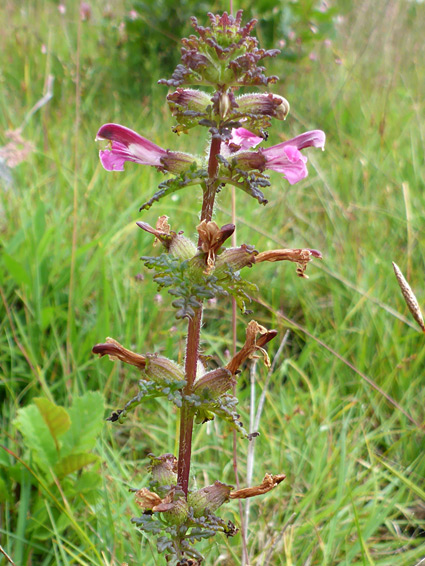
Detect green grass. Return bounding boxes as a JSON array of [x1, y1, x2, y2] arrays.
[[1, 0, 425, 565]]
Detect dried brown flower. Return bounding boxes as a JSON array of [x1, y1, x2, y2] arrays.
[[92, 337, 146, 369], [229, 473, 286, 499], [196, 220, 235, 272], [255, 248, 322, 278], [137, 217, 173, 248], [226, 320, 277, 374], [134, 488, 162, 510]]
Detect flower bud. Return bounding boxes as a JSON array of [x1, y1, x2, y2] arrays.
[[188, 481, 233, 518], [145, 354, 185, 383], [167, 88, 212, 113], [154, 488, 189, 525], [169, 234, 197, 260], [235, 93, 290, 120], [148, 453, 177, 489], [193, 368, 235, 398], [215, 244, 258, 275]]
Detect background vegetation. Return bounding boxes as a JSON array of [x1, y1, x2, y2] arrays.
[[1, 0, 425, 564]]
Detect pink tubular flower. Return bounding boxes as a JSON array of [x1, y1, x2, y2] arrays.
[[221, 127, 263, 156], [230, 127, 263, 150], [96, 123, 195, 174], [234, 130, 326, 185]]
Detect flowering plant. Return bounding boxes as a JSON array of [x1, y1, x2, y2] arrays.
[[93, 11, 324, 565]]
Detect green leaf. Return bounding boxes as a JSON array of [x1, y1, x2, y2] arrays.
[[74, 470, 102, 493], [60, 391, 105, 456], [0, 476, 9, 503], [54, 453, 99, 479], [3, 253, 31, 287], [13, 405, 59, 472], [0, 447, 12, 467], [34, 398, 71, 445]]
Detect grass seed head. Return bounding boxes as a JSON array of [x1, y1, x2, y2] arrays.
[[392, 262, 425, 333]]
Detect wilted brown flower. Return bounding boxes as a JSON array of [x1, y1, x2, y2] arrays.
[[134, 486, 189, 525], [196, 220, 235, 272], [226, 320, 277, 374], [137, 218, 197, 259], [255, 247, 322, 278], [92, 337, 146, 369], [134, 488, 162, 511], [229, 473, 286, 499], [137, 217, 173, 248]]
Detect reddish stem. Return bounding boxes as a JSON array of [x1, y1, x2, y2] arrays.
[[177, 309, 202, 495], [176, 132, 222, 495]]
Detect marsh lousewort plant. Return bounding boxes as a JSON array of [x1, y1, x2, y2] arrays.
[[93, 11, 325, 565]]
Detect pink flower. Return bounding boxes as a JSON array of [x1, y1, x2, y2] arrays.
[[96, 123, 195, 174], [221, 127, 263, 156], [230, 127, 263, 150], [263, 130, 325, 184], [234, 130, 326, 185]]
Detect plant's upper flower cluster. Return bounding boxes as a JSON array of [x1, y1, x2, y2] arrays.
[[159, 11, 280, 88]]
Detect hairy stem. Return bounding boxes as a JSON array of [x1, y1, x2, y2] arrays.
[[177, 308, 202, 495], [177, 132, 222, 495]]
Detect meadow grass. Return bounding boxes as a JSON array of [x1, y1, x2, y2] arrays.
[[1, 1, 425, 565]]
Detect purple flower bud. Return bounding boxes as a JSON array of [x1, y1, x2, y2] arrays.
[[167, 88, 212, 113], [235, 93, 290, 120]]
